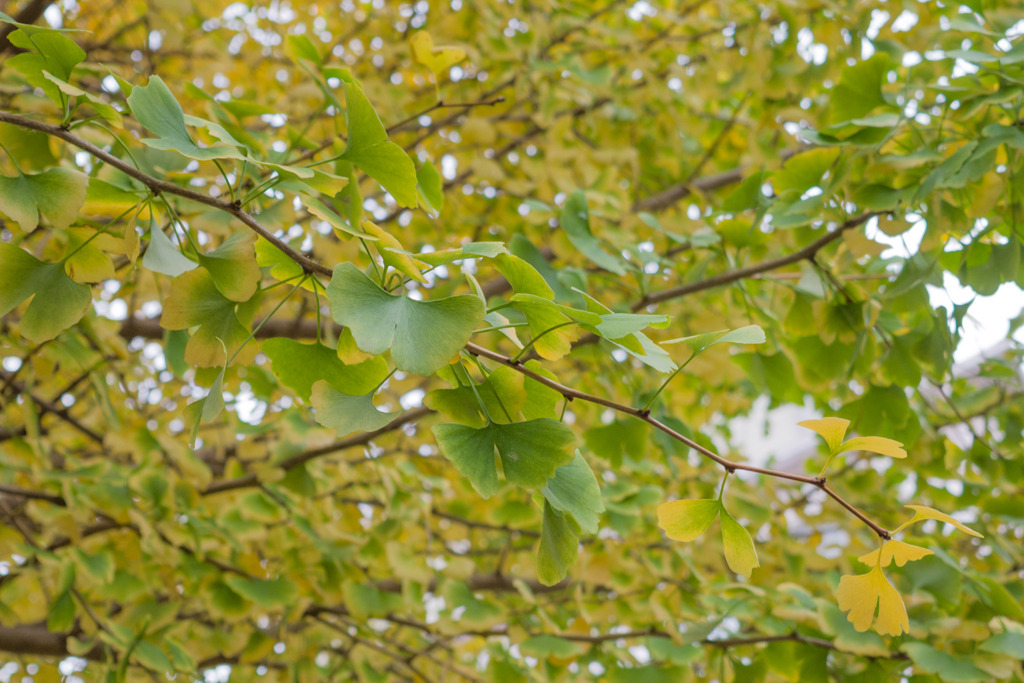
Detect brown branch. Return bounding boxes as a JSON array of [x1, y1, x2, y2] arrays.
[[387, 96, 506, 134], [0, 0, 52, 54], [464, 341, 890, 539], [201, 406, 432, 495], [632, 211, 881, 309], [633, 147, 802, 213], [0, 110, 332, 278]]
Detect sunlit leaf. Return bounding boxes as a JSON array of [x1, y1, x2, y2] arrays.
[[836, 565, 909, 636], [857, 540, 933, 568], [656, 499, 719, 542], [409, 31, 466, 76], [838, 436, 907, 459], [901, 505, 983, 538], [797, 417, 850, 454]]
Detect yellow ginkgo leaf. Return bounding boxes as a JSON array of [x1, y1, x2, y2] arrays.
[[902, 505, 983, 538], [361, 220, 428, 284], [836, 565, 909, 636], [839, 435, 907, 459], [410, 32, 466, 77], [656, 499, 719, 542], [858, 540, 933, 567], [797, 417, 850, 454]]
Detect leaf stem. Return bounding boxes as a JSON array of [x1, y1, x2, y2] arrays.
[[226, 275, 308, 366], [641, 352, 696, 412], [512, 321, 577, 363]]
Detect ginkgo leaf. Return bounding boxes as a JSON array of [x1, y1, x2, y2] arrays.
[[836, 565, 909, 636], [6, 27, 85, 107], [537, 501, 579, 586], [541, 451, 604, 535], [838, 436, 907, 459], [142, 221, 197, 277], [662, 324, 766, 353], [361, 220, 428, 283], [409, 31, 467, 76], [901, 505, 983, 538], [798, 417, 850, 454], [310, 380, 395, 437], [720, 507, 759, 577], [492, 252, 555, 299], [0, 242, 91, 342], [417, 160, 444, 213], [160, 268, 259, 367], [340, 80, 418, 207], [304, 197, 375, 239], [560, 190, 626, 275], [127, 76, 242, 161], [432, 418, 577, 498], [327, 263, 484, 375], [656, 499, 720, 542], [262, 339, 389, 401], [858, 540, 933, 568], [0, 167, 88, 233], [196, 231, 261, 302]]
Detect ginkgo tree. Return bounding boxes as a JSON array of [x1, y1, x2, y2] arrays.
[[0, 0, 1023, 681]]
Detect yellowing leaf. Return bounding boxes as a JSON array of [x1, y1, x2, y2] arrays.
[[836, 565, 909, 636], [656, 499, 719, 542], [410, 32, 466, 76], [798, 417, 850, 454], [839, 436, 906, 459], [858, 540, 933, 568], [720, 507, 759, 577], [902, 505, 983, 538], [361, 220, 427, 283]]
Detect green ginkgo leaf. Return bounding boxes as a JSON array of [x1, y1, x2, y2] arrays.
[[223, 576, 298, 609], [432, 418, 576, 498], [0, 242, 91, 342], [142, 221, 197, 277], [262, 338, 389, 401], [0, 167, 88, 233], [196, 231, 261, 302], [127, 76, 242, 161], [537, 500, 579, 586], [160, 268, 259, 367], [340, 80, 418, 207], [310, 380, 395, 437], [327, 263, 485, 376], [662, 324, 766, 355], [560, 190, 626, 275], [541, 451, 604, 534], [6, 27, 85, 107]]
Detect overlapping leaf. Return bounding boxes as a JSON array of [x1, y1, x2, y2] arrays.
[[327, 263, 484, 375]]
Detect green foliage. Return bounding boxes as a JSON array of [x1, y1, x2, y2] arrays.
[[1, 2, 1022, 681]]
